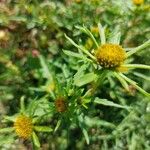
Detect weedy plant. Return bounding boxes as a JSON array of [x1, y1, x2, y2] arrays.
[[0, 96, 53, 148], [64, 23, 150, 97], [0, 22, 150, 149], [0, 0, 150, 149]]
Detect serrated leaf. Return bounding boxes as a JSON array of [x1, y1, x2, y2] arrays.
[[38, 55, 51, 79], [63, 50, 91, 62], [63, 50, 83, 58], [74, 72, 98, 87], [74, 64, 87, 80], [94, 97, 130, 109]]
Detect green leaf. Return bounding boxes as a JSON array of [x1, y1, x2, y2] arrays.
[[74, 64, 87, 80], [82, 128, 90, 145], [3, 115, 17, 122], [32, 132, 40, 148], [108, 26, 121, 44], [9, 16, 27, 22], [38, 55, 52, 79], [63, 50, 83, 58], [123, 64, 150, 70], [78, 115, 90, 145], [75, 25, 99, 48], [74, 72, 98, 87], [54, 120, 61, 132], [94, 97, 130, 109], [119, 73, 150, 97], [113, 72, 129, 91], [0, 134, 15, 145], [85, 116, 116, 128], [126, 39, 150, 57], [133, 72, 150, 81], [98, 23, 106, 44], [63, 50, 91, 62], [0, 127, 14, 133], [34, 126, 53, 132], [65, 34, 96, 61], [20, 96, 25, 113]]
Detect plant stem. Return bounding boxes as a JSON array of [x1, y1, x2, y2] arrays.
[[126, 39, 150, 57]]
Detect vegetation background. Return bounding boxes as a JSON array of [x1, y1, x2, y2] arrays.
[[0, 0, 150, 150]]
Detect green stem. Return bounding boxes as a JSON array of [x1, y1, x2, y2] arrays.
[[123, 64, 150, 70], [119, 73, 150, 97], [84, 26, 99, 48], [133, 72, 150, 81], [20, 96, 25, 113], [113, 72, 129, 91], [126, 39, 150, 57], [65, 34, 97, 61], [91, 70, 108, 94], [76, 25, 99, 48]]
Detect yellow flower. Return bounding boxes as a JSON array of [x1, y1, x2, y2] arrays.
[[85, 38, 93, 49], [75, 0, 81, 3], [14, 115, 33, 139], [95, 44, 126, 69], [133, 0, 144, 5], [143, 4, 150, 11], [116, 66, 128, 73], [91, 26, 99, 34], [45, 82, 55, 93]]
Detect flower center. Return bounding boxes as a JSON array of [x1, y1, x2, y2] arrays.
[[133, 0, 144, 5], [14, 115, 33, 139], [55, 98, 67, 113], [95, 44, 126, 69]]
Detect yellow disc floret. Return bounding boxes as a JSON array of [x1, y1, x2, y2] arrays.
[[14, 115, 33, 139], [95, 44, 126, 69], [133, 0, 144, 5]]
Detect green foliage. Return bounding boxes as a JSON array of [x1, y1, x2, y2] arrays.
[[0, 0, 150, 149]]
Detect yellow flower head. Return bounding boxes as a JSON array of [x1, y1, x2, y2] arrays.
[[55, 98, 67, 113], [116, 66, 128, 73], [75, 0, 81, 3], [133, 0, 144, 5], [91, 27, 99, 34], [95, 44, 126, 69], [45, 82, 55, 93], [85, 38, 93, 49], [14, 115, 33, 139]]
